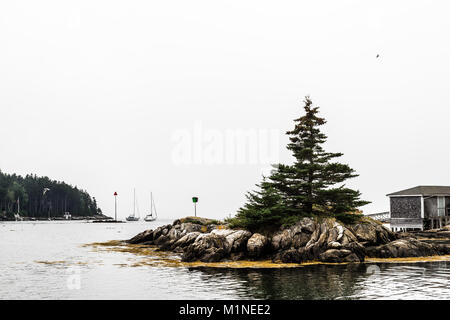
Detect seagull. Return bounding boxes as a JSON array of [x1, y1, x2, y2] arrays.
[[376, 54, 380, 58]]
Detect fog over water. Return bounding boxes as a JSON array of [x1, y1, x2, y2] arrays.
[[1, 1, 450, 219]]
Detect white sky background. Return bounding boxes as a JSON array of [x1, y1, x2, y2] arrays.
[[1, 1, 449, 219]]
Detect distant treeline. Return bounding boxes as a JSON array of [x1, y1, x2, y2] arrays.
[[0, 170, 102, 218]]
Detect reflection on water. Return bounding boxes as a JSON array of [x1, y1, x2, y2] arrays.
[[0, 221, 449, 299], [191, 262, 450, 300]]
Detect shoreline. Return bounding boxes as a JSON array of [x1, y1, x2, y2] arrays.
[[86, 240, 450, 269], [0, 215, 112, 222], [87, 216, 450, 268]]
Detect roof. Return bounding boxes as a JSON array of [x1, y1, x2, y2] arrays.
[[366, 211, 389, 217], [387, 186, 450, 197]]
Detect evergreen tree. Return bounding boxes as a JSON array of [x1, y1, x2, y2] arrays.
[[231, 177, 287, 232], [282, 96, 369, 216], [0, 170, 101, 218], [231, 97, 369, 229]]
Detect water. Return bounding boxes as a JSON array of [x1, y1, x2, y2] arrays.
[[0, 220, 449, 300]]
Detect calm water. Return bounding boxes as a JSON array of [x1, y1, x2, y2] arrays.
[[0, 220, 449, 300]]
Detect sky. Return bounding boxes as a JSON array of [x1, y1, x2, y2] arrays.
[[1, 1, 449, 220]]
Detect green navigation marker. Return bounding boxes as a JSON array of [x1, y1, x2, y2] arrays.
[[192, 197, 198, 216]]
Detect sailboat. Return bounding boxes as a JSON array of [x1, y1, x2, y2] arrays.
[[144, 192, 157, 222], [126, 189, 140, 221]]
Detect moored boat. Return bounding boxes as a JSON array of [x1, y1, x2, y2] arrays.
[[144, 192, 157, 222], [126, 188, 140, 221]]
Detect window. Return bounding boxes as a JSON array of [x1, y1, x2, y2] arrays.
[[437, 196, 445, 217]]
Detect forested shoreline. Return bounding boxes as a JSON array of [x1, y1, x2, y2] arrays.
[[0, 170, 102, 219]]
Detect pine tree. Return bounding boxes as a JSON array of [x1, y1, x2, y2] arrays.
[[232, 96, 369, 230], [282, 96, 369, 216], [230, 177, 287, 232]]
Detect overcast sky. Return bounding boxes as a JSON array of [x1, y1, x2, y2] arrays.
[[1, 1, 449, 220]]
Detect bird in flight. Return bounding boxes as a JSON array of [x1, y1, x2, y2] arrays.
[[376, 54, 380, 58]]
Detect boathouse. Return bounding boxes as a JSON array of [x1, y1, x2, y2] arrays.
[[387, 186, 450, 231]]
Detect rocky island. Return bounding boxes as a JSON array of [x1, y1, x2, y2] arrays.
[[123, 98, 450, 266], [126, 216, 450, 264]]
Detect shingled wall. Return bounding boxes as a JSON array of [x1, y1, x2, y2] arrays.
[[390, 196, 421, 219]]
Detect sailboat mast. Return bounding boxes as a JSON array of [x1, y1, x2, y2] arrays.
[[133, 188, 136, 217], [152, 193, 157, 217], [150, 192, 153, 216]]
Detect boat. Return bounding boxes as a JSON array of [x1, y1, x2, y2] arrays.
[[126, 188, 140, 221], [144, 192, 157, 222]]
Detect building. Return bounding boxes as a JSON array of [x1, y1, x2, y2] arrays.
[[366, 211, 390, 223], [387, 186, 450, 231]]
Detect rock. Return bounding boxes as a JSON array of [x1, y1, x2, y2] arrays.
[[304, 222, 332, 258], [318, 248, 362, 263], [199, 248, 228, 262], [437, 244, 450, 254], [210, 229, 236, 238], [247, 233, 268, 258], [366, 238, 440, 258], [179, 223, 203, 234], [292, 232, 311, 248], [328, 241, 342, 249], [275, 219, 367, 263], [157, 239, 176, 251], [319, 249, 352, 263], [181, 233, 230, 262], [316, 222, 330, 247], [414, 229, 450, 239], [127, 216, 446, 265], [225, 230, 252, 252], [342, 253, 361, 262], [348, 223, 376, 244], [209, 228, 251, 251], [305, 228, 320, 248], [327, 225, 339, 244], [172, 232, 200, 249], [167, 227, 183, 242], [154, 234, 170, 246], [272, 229, 294, 250], [271, 217, 318, 251], [341, 242, 366, 261], [172, 246, 184, 253], [336, 224, 345, 241], [230, 252, 246, 261], [206, 224, 219, 233], [342, 228, 358, 244], [279, 229, 294, 249], [396, 232, 417, 239], [279, 248, 304, 263], [270, 232, 283, 251], [127, 229, 154, 244], [348, 219, 395, 246], [152, 224, 172, 240], [299, 217, 317, 233]]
